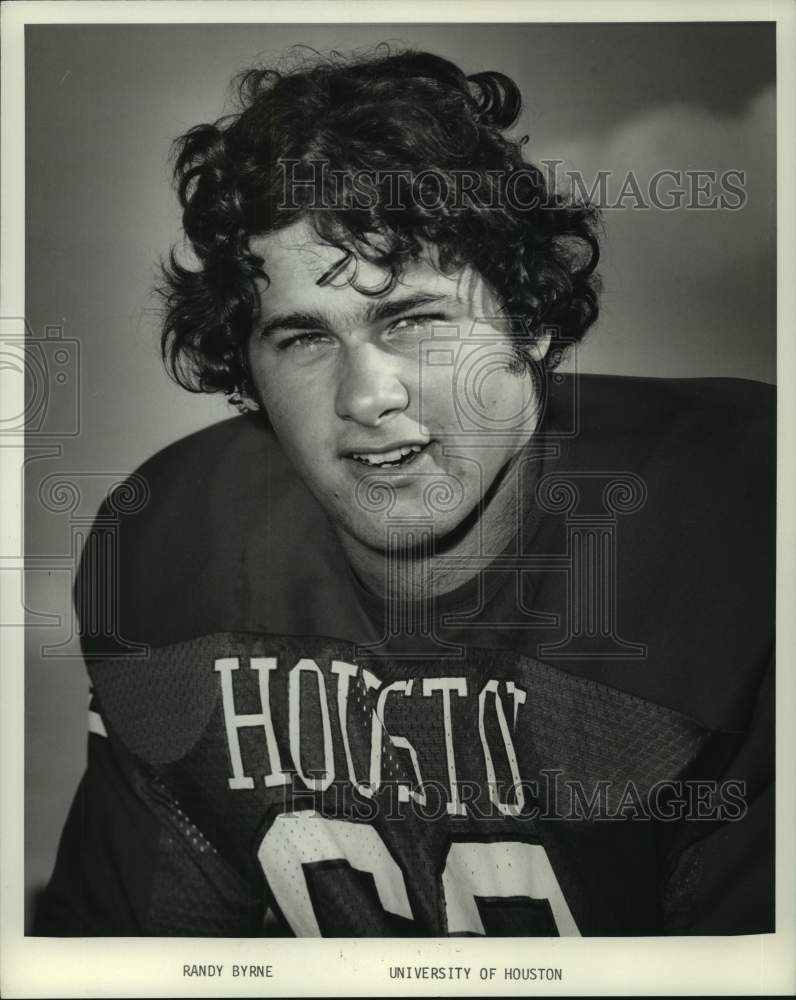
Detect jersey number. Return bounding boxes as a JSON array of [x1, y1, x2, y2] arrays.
[[257, 811, 580, 936]]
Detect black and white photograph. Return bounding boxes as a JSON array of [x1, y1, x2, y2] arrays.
[[2, 1, 794, 996]]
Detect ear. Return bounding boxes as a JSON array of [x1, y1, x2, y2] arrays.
[[527, 327, 552, 364], [228, 388, 261, 414]]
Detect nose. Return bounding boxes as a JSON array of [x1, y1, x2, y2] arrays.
[[334, 342, 410, 426]]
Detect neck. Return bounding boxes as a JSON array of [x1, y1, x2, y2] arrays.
[[337, 449, 530, 602]]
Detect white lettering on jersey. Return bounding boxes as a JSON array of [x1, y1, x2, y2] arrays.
[[506, 680, 527, 728], [330, 659, 374, 797], [258, 811, 412, 936], [478, 680, 526, 816], [215, 657, 289, 790], [442, 840, 581, 936], [257, 817, 579, 936], [88, 707, 108, 738], [421, 677, 468, 816], [289, 659, 335, 792], [375, 679, 426, 805], [361, 668, 383, 796], [215, 656, 537, 817]]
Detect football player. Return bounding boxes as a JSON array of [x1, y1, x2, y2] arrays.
[[35, 48, 774, 937]]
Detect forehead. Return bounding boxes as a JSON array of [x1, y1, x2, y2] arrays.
[[250, 219, 489, 319]]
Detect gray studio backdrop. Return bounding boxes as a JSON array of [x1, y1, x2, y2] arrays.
[[24, 22, 775, 928]]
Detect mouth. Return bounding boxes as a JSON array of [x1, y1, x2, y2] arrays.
[[348, 442, 431, 470]]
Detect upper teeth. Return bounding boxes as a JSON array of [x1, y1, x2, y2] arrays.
[[352, 444, 423, 465]]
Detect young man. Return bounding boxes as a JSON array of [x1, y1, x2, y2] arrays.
[[35, 49, 774, 937]]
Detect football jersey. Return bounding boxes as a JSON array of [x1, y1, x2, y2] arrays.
[[34, 374, 775, 936]]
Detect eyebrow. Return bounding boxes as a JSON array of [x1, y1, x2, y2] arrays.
[[257, 291, 458, 338]]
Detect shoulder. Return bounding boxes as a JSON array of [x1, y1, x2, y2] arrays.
[[551, 373, 774, 469], [77, 415, 352, 653], [549, 373, 775, 529], [540, 374, 775, 730], [545, 373, 775, 549], [129, 413, 293, 497], [107, 413, 310, 566]]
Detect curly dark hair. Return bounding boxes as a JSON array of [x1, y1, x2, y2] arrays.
[[159, 46, 601, 401]]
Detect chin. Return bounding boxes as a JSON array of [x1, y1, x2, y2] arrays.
[[343, 506, 476, 558], [346, 521, 437, 555]]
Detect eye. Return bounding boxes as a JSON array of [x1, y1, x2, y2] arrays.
[[386, 313, 449, 339], [277, 331, 333, 353]]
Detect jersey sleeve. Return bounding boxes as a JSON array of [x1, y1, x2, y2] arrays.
[[33, 696, 163, 935], [34, 431, 280, 937], [33, 694, 265, 937], [659, 652, 775, 934]]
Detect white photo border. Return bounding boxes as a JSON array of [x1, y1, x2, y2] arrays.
[[2, 1, 794, 996]]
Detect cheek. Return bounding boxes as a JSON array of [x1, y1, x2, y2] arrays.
[[487, 372, 537, 428], [256, 372, 335, 468], [268, 397, 317, 450], [418, 370, 458, 425], [252, 360, 305, 424]]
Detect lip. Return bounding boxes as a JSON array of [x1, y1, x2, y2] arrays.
[[344, 440, 435, 477], [342, 438, 431, 458]]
